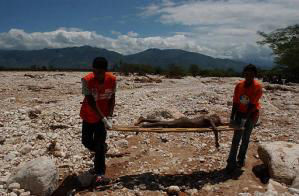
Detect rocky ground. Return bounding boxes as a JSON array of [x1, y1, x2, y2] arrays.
[[0, 71, 298, 196]]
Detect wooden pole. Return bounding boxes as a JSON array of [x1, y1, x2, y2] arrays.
[[111, 125, 234, 133]]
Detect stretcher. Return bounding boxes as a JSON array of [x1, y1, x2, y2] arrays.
[[111, 125, 234, 133]]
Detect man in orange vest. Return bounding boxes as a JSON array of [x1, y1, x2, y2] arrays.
[[80, 57, 116, 184], [226, 64, 263, 174]]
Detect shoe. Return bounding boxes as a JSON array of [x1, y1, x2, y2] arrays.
[[94, 175, 111, 186], [225, 164, 236, 174], [237, 160, 245, 168]]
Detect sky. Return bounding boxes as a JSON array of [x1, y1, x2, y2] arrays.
[[1, 0, 299, 66]]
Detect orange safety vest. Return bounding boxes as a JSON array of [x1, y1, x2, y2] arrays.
[[233, 79, 263, 113], [80, 72, 116, 123]]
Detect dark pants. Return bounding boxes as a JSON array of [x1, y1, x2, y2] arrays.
[[227, 112, 257, 167], [82, 120, 107, 175]]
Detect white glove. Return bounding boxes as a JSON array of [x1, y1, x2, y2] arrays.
[[102, 117, 112, 129]]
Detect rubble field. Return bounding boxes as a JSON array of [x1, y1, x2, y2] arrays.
[[0, 71, 298, 195]]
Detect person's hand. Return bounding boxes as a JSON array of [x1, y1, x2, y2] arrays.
[[102, 117, 113, 129]]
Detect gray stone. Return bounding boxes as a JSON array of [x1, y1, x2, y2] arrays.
[[4, 152, 17, 161], [290, 176, 299, 194], [8, 192, 18, 196], [115, 139, 129, 148], [288, 187, 299, 194], [238, 193, 251, 196], [8, 182, 21, 190], [167, 185, 180, 194], [258, 141, 299, 185], [20, 144, 32, 154], [185, 188, 198, 195], [292, 175, 299, 189], [0, 175, 9, 185], [20, 192, 31, 196], [7, 156, 58, 196]]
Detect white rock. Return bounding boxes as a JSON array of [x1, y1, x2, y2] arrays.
[[20, 192, 31, 196], [185, 188, 198, 195], [7, 156, 58, 196], [8, 192, 18, 196], [8, 182, 21, 190], [258, 141, 299, 185], [238, 193, 251, 196], [167, 185, 180, 194]]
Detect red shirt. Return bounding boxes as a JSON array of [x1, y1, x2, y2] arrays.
[[233, 79, 263, 113], [80, 72, 116, 123]]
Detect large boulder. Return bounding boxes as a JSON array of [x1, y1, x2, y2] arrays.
[[7, 156, 58, 196], [258, 141, 299, 185]]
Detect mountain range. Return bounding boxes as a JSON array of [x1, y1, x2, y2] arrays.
[[0, 46, 247, 71]]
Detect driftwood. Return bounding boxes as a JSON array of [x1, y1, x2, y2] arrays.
[[111, 125, 234, 133]]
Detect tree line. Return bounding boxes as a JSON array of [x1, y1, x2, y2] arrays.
[[111, 63, 240, 78], [0, 62, 241, 77]]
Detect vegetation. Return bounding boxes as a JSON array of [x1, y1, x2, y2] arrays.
[[258, 24, 299, 82], [112, 63, 240, 78]]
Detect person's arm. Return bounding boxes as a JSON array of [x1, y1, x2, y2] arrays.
[[231, 84, 240, 122], [230, 103, 239, 122], [85, 95, 105, 119]]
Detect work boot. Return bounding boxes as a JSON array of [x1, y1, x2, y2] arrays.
[[237, 160, 245, 168], [225, 164, 236, 174]]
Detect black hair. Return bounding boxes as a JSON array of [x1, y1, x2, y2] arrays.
[[243, 64, 257, 75], [92, 57, 108, 70]]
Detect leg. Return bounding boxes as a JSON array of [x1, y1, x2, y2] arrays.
[[237, 118, 255, 165], [82, 121, 95, 151], [227, 129, 243, 166], [93, 121, 107, 175], [226, 113, 243, 170], [208, 118, 219, 149]]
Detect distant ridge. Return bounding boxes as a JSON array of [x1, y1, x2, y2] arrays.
[[0, 46, 246, 71]]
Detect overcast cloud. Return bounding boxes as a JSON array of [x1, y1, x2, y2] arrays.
[[1, 0, 298, 66]]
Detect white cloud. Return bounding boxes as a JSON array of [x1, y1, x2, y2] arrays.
[[0, 28, 208, 55], [140, 0, 299, 65]]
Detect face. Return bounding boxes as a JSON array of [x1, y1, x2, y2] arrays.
[[244, 70, 255, 84], [93, 68, 106, 81]]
